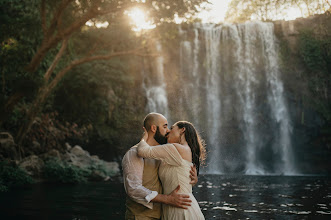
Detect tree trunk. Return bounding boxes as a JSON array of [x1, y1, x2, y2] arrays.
[[16, 87, 49, 147]]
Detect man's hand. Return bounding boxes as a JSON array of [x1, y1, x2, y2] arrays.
[[189, 165, 198, 185], [166, 185, 192, 209]]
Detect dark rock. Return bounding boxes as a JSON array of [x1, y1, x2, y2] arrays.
[[0, 132, 19, 160], [19, 155, 44, 178], [40, 149, 61, 161], [89, 170, 108, 181]]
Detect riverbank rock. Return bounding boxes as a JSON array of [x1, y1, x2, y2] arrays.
[[19, 155, 44, 178], [40, 149, 61, 160], [29, 141, 43, 154], [62, 145, 120, 178], [89, 170, 108, 181], [103, 161, 120, 176], [1, 137, 120, 183], [0, 132, 19, 160]]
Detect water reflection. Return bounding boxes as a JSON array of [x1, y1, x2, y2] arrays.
[[0, 175, 330, 219], [194, 175, 331, 219]]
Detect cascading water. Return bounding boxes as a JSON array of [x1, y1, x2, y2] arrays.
[[144, 21, 297, 175], [262, 23, 296, 175], [179, 24, 202, 127], [229, 23, 265, 175], [203, 25, 223, 174], [143, 42, 169, 118]]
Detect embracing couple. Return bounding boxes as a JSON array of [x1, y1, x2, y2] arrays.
[[122, 113, 206, 220]]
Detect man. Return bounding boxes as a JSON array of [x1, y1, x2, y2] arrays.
[[122, 113, 198, 220]]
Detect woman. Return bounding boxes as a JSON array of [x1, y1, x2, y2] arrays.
[[137, 121, 206, 220]]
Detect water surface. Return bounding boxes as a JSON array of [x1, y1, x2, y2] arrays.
[[1, 175, 330, 219]]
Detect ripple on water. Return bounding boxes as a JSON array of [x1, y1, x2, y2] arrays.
[[279, 194, 291, 198], [244, 210, 258, 213], [287, 211, 311, 215], [234, 188, 248, 191], [316, 211, 331, 215], [212, 206, 237, 211]]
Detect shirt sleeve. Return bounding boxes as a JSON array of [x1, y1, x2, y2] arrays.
[[137, 140, 183, 166], [122, 147, 158, 209]]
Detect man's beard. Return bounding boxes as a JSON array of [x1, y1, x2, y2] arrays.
[[154, 127, 167, 144]]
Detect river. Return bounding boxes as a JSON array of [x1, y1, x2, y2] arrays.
[[1, 175, 330, 219]]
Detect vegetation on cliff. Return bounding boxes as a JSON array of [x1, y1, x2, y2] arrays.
[[226, 0, 330, 22], [0, 0, 208, 161], [0, 161, 34, 192]]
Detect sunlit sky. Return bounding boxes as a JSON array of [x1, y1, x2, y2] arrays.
[[86, 0, 319, 30], [197, 0, 232, 23]]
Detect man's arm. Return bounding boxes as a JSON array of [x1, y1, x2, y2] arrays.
[[122, 147, 192, 209], [152, 185, 192, 209], [122, 148, 158, 209]]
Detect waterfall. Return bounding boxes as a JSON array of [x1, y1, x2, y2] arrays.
[[144, 21, 297, 175], [178, 25, 202, 127], [228, 23, 266, 175], [262, 23, 296, 175], [203, 25, 223, 174], [143, 42, 169, 118]]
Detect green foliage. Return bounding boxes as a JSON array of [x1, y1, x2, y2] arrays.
[[298, 29, 331, 121], [43, 159, 90, 184], [0, 0, 209, 158], [26, 112, 91, 152], [226, 0, 330, 22], [0, 179, 8, 192], [0, 0, 54, 134], [42, 158, 117, 183], [299, 30, 331, 73], [88, 161, 113, 176], [0, 161, 34, 190]]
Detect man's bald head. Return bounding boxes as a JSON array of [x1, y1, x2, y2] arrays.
[[143, 113, 165, 132]]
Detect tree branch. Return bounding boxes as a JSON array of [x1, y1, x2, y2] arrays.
[[47, 49, 158, 92], [45, 0, 74, 39], [27, 1, 131, 72], [44, 38, 69, 83], [41, 0, 47, 36]]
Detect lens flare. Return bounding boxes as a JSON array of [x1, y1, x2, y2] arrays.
[[127, 8, 156, 32]]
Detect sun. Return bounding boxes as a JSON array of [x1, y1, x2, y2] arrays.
[[127, 8, 156, 32]]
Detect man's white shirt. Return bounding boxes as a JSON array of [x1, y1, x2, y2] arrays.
[[122, 146, 158, 209]]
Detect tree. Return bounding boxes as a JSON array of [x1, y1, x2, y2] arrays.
[[225, 0, 331, 22], [1, 0, 208, 153]]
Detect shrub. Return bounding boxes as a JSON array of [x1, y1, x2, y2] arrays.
[[0, 179, 8, 192], [26, 112, 91, 153], [43, 159, 90, 184], [0, 161, 34, 190]]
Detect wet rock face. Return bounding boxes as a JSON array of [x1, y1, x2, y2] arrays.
[[0, 132, 19, 160], [273, 13, 331, 53]]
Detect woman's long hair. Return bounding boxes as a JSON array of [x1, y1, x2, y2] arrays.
[[175, 121, 206, 175]]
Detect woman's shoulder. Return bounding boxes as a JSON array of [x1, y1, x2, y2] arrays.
[[172, 143, 192, 161], [172, 143, 190, 150]]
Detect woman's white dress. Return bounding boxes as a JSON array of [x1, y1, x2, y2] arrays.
[[137, 140, 205, 220]]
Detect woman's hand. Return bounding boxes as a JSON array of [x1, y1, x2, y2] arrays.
[[142, 127, 148, 141]]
